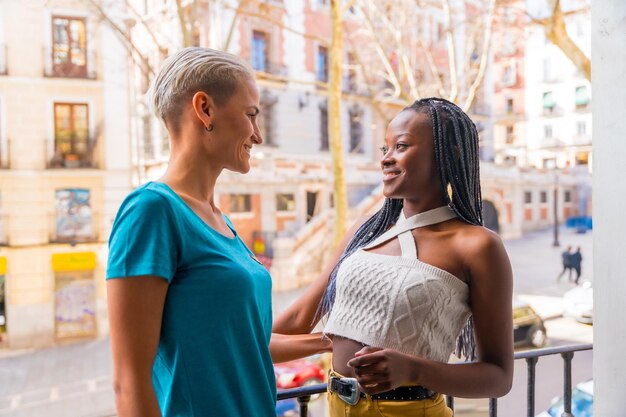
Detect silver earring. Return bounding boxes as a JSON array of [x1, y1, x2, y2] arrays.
[[206, 124, 214, 132]]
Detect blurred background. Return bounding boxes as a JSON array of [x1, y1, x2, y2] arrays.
[[0, 0, 593, 415]]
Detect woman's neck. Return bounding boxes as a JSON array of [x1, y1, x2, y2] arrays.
[[160, 145, 221, 203], [401, 196, 449, 218]]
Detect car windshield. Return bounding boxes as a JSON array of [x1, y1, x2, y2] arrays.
[[548, 388, 593, 417]]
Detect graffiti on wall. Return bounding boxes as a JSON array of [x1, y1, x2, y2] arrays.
[[55, 189, 93, 241], [54, 270, 96, 338]]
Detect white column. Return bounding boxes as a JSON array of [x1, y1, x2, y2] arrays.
[[592, 0, 626, 414]]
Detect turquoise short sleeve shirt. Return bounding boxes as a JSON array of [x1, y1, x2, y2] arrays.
[[107, 182, 276, 417]]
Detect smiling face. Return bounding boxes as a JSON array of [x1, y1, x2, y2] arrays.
[[380, 110, 442, 201], [209, 77, 262, 173]]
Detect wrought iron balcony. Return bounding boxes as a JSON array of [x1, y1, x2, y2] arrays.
[[277, 343, 593, 417], [42, 47, 97, 79], [45, 138, 100, 169]]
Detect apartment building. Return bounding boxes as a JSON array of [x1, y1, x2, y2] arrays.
[[0, 0, 132, 347]]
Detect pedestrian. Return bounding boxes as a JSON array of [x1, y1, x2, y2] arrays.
[[558, 245, 573, 282], [571, 247, 583, 284], [106, 47, 329, 417], [274, 98, 513, 416]]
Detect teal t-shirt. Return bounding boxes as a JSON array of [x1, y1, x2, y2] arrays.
[[107, 182, 276, 417]]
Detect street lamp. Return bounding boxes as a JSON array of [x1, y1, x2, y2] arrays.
[[552, 170, 560, 247]]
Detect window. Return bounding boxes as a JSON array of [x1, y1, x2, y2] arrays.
[[524, 191, 532, 204], [544, 125, 553, 138], [540, 191, 548, 203], [276, 193, 295, 212], [564, 190, 572, 203], [319, 101, 329, 151], [506, 97, 514, 113], [252, 31, 268, 72], [52, 16, 88, 78], [317, 46, 328, 83], [229, 194, 252, 213], [349, 105, 364, 153], [259, 90, 278, 146], [505, 125, 515, 144], [543, 58, 553, 81], [543, 91, 555, 111], [54, 188, 94, 242], [345, 52, 358, 92], [575, 86, 590, 108], [51, 103, 91, 168], [502, 62, 516, 86], [577, 121, 587, 136]]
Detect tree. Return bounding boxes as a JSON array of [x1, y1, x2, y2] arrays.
[[531, 0, 591, 80], [346, 0, 498, 113]]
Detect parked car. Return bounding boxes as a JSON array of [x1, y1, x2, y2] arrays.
[[513, 299, 547, 348], [536, 379, 593, 417], [274, 355, 326, 401], [563, 281, 593, 324]]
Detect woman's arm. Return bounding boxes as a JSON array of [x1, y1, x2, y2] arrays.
[[108, 276, 169, 417], [348, 229, 514, 398], [273, 216, 369, 335], [270, 333, 332, 363]]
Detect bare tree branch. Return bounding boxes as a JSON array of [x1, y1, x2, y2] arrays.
[[543, 0, 590, 80], [462, 0, 496, 111], [442, 0, 459, 102]]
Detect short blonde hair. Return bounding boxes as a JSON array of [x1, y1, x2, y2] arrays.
[[149, 47, 254, 129]]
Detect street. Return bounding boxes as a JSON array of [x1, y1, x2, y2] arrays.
[[0, 226, 593, 417]]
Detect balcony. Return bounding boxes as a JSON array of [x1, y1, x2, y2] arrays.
[[278, 343, 592, 417], [43, 47, 97, 79], [254, 61, 288, 79], [49, 211, 99, 244], [45, 138, 100, 169], [542, 106, 564, 118]]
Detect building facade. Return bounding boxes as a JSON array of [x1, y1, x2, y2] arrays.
[[0, 0, 132, 347]]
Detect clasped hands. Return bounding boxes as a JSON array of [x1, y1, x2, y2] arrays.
[[347, 346, 418, 395]]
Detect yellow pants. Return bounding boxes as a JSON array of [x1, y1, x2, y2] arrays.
[[327, 370, 453, 417]]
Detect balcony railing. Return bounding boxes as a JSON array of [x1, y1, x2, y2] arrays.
[[45, 138, 100, 169], [277, 343, 593, 417], [254, 61, 288, 78], [42, 47, 97, 79]]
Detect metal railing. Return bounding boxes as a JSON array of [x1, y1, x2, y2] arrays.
[[42, 47, 97, 79], [45, 138, 100, 169], [276, 343, 593, 417]]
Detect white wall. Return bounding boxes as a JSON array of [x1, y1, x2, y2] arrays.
[[592, 0, 626, 413]]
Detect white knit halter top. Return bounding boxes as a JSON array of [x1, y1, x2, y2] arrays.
[[324, 206, 472, 363]]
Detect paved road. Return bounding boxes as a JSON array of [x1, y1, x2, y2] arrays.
[[0, 226, 594, 417]]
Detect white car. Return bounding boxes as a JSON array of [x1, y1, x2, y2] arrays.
[[563, 281, 593, 324]]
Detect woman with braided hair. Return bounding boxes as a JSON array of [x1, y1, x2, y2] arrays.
[[274, 98, 513, 416]]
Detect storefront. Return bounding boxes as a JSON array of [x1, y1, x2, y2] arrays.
[[52, 252, 97, 340]]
